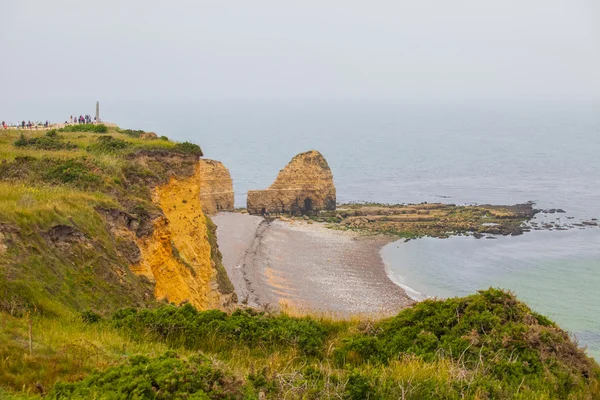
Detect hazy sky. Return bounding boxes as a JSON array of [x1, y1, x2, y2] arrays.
[[1, 0, 599, 110]]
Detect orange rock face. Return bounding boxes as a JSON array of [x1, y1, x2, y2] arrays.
[[198, 159, 235, 214], [132, 161, 233, 309], [247, 150, 336, 215]]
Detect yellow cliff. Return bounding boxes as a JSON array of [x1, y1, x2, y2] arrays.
[[132, 162, 224, 309]]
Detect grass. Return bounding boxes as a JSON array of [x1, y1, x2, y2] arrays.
[[0, 183, 115, 231], [0, 311, 195, 397], [0, 127, 178, 161], [0, 289, 598, 399], [0, 182, 156, 317]]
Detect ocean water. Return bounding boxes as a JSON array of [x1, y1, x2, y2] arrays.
[[106, 100, 600, 359]]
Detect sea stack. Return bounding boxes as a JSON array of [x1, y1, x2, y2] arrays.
[[247, 150, 336, 215], [198, 159, 235, 214]]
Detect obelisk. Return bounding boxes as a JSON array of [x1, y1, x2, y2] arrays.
[[95, 101, 100, 122]]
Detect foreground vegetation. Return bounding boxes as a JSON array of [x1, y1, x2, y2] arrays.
[[0, 289, 598, 399]]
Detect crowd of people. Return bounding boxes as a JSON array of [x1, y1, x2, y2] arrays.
[[1, 113, 100, 129], [68, 114, 97, 124], [1, 120, 50, 129]]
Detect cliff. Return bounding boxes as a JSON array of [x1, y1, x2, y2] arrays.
[[0, 126, 235, 315], [198, 159, 235, 214], [129, 156, 234, 309], [247, 150, 336, 215]]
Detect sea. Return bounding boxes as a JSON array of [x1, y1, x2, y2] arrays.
[[100, 100, 599, 359]]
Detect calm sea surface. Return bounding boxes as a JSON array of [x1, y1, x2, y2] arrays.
[[106, 101, 600, 359]]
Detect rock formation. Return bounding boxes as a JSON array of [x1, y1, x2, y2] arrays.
[[247, 150, 336, 215], [198, 159, 235, 214]]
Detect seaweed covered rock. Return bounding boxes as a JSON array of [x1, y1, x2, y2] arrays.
[[247, 150, 336, 216]]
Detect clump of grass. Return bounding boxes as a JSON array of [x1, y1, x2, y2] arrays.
[[173, 141, 203, 156], [48, 352, 245, 399], [44, 158, 101, 185], [58, 124, 108, 134], [116, 128, 145, 138], [85, 136, 130, 154], [14, 132, 78, 151]]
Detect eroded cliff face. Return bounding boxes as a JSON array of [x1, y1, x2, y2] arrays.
[[129, 157, 235, 310], [247, 150, 336, 215], [198, 159, 235, 215]]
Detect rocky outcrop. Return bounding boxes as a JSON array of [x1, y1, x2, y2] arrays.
[[198, 159, 234, 214], [247, 150, 336, 215]]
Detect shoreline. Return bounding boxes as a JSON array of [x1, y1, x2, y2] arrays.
[[381, 247, 428, 302], [213, 212, 414, 316]]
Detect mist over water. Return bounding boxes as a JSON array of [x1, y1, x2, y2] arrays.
[[106, 100, 600, 359]]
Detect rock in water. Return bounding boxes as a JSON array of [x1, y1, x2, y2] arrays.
[[198, 159, 235, 214], [247, 150, 336, 215]]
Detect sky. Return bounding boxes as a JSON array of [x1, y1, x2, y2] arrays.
[[1, 0, 599, 118]]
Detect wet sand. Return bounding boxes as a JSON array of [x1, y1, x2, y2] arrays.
[[213, 212, 413, 315]]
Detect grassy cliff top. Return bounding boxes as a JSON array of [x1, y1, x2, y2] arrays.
[[0, 124, 201, 160]]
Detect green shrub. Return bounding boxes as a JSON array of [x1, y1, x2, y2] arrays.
[[58, 124, 108, 133], [80, 310, 101, 324], [48, 351, 244, 399], [44, 158, 100, 185], [86, 136, 130, 153], [334, 288, 597, 397], [112, 304, 334, 356], [160, 135, 169, 141], [344, 371, 373, 400], [117, 128, 145, 138], [13, 133, 77, 151], [174, 141, 203, 156], [13, 134, 27, 147]]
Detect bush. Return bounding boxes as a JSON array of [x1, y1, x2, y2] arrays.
[[13, 133, 77, 151], [174, 141, 203, 156], [111, 304, 334, 356], [44, 158, 100, 185], [48, 352, 244, 399], [86, 136, 130, 153], [80, 310, 101, 324], [116, 128, 145, 138], [58, 124, 108, 133], [334, 288, 597, 397]]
